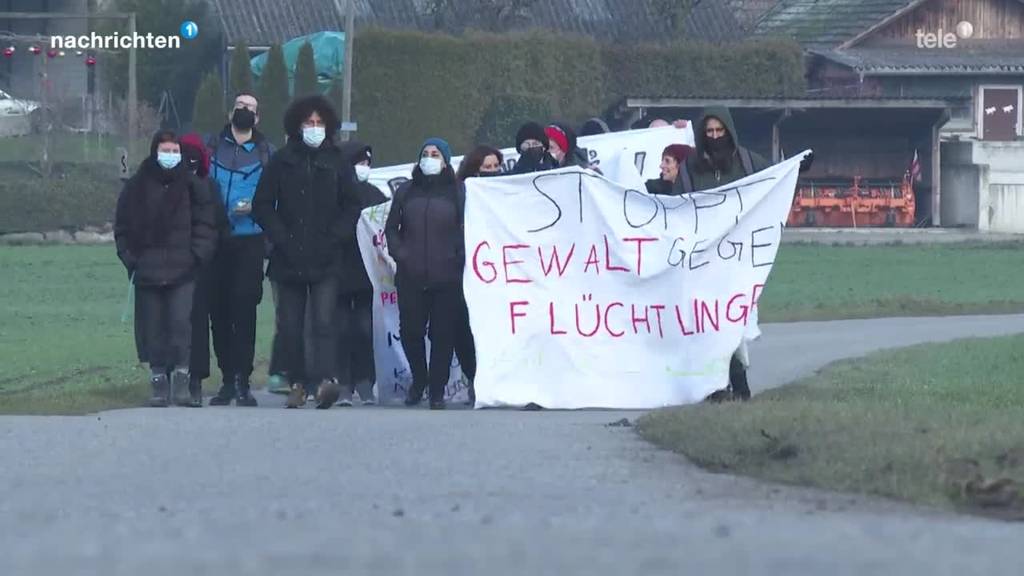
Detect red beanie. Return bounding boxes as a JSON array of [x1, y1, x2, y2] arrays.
[[545, 125, 569, 153], [662, 143, 693, 165], [179, 132, 211, 178]]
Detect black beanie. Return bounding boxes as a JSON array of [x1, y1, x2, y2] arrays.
[[352, 144, 372, 166], [515, 122, 549, 152]]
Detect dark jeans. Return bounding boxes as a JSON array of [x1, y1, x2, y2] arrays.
[[398, 282, 461, 402], [269, 282, 313, 383], [208, 235, 264, 379], [135, 281, 194, 372], [276, 277, 339, 392], [190, 260, 216, 380], [454, 294, 476, 383], [336, 290, 375, 399], [729, 353, 750, 398]]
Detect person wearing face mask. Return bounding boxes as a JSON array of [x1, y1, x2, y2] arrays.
[[179, 133, 230, 407], [114, 130, 218, 407], [333, 141, 387, 406], [455, 144, 503, 181], [452, 144, 503, 405], [546, 123, 592, 170], [675, 107, 819, 403], [253, 95, 356, 410], [385, 138, 466, 410], [645, 144, 694, 196], [510, 122, 559, 175], [203, 92, 275, 407]]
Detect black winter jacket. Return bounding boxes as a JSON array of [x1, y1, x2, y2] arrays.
[[338, 142, 387, 294], [114, 158, 218, 287], [252, 140, 358, 283], [384, 169, 465, 288]]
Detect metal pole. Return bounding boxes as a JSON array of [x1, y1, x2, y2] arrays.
[[341, 0, 354, 141], [127, 12, 137, 153], [41, 45, 50, 178]]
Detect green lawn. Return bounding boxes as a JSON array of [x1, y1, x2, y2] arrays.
[[0, 246, 275, 414], [638, 335, 1024, 520], [0, 242, 1022, 414], [0, 133, 149, 165], [758, 242, 1024, 321]]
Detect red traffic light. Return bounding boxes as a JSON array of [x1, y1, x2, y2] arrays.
[[2, 47, 13, 58], [85, 56, 97, 66], [29, 45, 42, 55]]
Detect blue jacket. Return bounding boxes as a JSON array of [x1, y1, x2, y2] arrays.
[[207, 126, 274, 236]]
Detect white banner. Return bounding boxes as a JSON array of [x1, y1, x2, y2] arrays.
[[358, 126, 696, 405], [367, 125, 695, 197], [464, 153, 808, 409]]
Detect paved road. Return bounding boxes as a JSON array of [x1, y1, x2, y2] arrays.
[[1, 315, 1022, 575]]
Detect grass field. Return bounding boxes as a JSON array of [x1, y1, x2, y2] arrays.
[[638, 335, 1024, 520], [0, 242, 1022, 414]]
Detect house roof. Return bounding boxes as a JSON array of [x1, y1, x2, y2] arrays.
[[814, 47, 1024, 76], [208, 0, 743, 47], [754, 0, 918, 50]]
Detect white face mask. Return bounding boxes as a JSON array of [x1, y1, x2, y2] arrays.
[[419, 156, 443, 176], [354, 164, 371, 182], [302, 126, 326, 148]]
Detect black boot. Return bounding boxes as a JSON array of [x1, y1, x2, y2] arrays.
[[209, 375, 236, 406], [729, 355, 751, 401], [187, 375, 203, 408], [149, 374, 169, 407], [234, 374, 258, 407], [404, 383, 425, 407], [170, 369, 192, 407]]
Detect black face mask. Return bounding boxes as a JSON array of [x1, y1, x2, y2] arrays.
[[478, 170, 502, 177], [231, 108, 256, 131]]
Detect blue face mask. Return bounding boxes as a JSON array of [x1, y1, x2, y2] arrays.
[[156, 151, 181, 170]]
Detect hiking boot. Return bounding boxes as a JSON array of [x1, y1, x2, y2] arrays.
[[267, 373, 291, 395], [234, 375, 258, 407], [285, 384, 305, 409], [209, 377, 236, 406], [149, 374, 169, 407], [187, 375, 203, 407], [316, 379, 341, 410], [170, 369, 192, 407], [336, 386, 354, 407]]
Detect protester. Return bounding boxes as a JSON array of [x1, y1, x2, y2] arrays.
[[510, 122, 559, 174], [179, 133, 229, 407], [578, 117, 609, 137], [546, 123, 590, 169], [114, 130, 217, 407], [675, 107, 772, 402], [648, 118, 670, 128], [200, 93, 274, 407], [385, 138, 465, 410], [253, 95, 354, 409], [452, 145, 505, 405], [455, 144, 503, 181], [334, 140, 387, 406], [645, 143, 694, 196]]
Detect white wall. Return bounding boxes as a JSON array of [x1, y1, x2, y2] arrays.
[[940, 141, 1024, 233]]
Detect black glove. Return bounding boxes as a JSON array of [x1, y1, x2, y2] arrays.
[[799, 151, 815, 173]]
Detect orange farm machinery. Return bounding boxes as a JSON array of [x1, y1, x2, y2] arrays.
[[787, 176, 916, 228]]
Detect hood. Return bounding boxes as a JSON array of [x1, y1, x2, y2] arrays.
[[339, 139, 372, 166], [694, 106, 740, 159]]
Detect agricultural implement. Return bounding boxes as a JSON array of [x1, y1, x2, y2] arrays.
[[786, 176, 916, 228]]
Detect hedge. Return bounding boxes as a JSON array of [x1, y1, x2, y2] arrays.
[[352, 29, 806, 164], [0, 163, 122, 234]]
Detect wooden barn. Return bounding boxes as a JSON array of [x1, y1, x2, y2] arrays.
[[620, 0, 1024, 231]]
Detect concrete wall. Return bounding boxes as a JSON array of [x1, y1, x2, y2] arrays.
[[941, 140, 1024, 232]]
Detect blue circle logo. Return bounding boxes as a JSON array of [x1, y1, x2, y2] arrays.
[[180, 21, 199, 40]]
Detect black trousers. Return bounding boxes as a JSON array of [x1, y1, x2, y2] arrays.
[[276, 277, 339, 392], [336, 290, 375, 398], [190, 260, 216, 380], [207, 235, 264, 379], [454, 294, 476, 383], [269, 282, 314, 382], [398, 282, 461, 402], [135, 281, 194, 372]]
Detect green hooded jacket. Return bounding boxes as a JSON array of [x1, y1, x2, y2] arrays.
[[681, 106, 770, 192]]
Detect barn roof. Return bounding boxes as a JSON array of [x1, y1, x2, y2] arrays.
[[207, 0, 743, 47]]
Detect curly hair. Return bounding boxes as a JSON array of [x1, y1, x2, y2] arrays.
[[456, 145, 503, 182], [283, 94, 340, 143]]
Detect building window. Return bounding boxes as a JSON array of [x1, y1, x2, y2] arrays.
[[978, 85, 1022, 141]]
